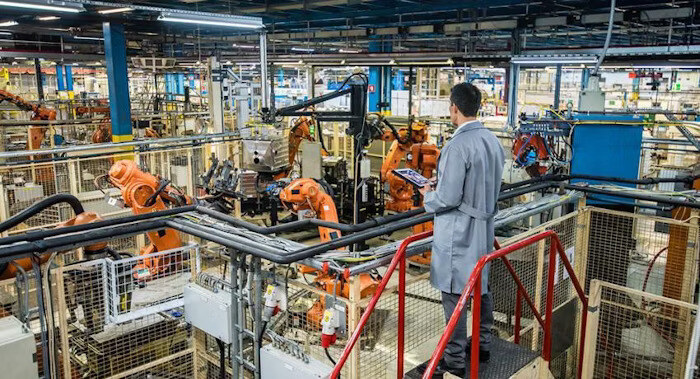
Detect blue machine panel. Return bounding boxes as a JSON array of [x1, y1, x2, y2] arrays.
[[570, 113, 644, 206]]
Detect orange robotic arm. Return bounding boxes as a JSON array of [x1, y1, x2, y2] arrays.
[[279, 178, 342, 243], [379, 121, 438, 212], [0, 90, 56, 150], [108, 160, 193, 277]]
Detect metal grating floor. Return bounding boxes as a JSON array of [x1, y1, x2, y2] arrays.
[[405, 337, 540, 379]]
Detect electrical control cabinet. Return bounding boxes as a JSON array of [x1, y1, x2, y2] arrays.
[[183, 283, 232, 343], [0, 316, 38, 379]]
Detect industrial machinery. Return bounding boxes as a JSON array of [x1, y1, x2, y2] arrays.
[[279, 178, 342, 243], [278, 178, 379, 333], [105, 160, 193, 279], [0, 89, 56, 150], [379, 119, 439, 212], [513, 113, 572, 178], [0, 316, 38, 379]]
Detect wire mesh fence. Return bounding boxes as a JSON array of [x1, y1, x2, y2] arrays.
[[54, 247, 197, 378], [584, 280, 697, 379]]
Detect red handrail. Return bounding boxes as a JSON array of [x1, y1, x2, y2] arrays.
[[422, 230, 589, 379], [330, 229, 588, 379], [329, 230, 433, 379]]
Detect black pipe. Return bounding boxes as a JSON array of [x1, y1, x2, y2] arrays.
[[268, 213, 437, 264], [562, 184, 700, 209], [0, 194, 85, 233], [166, 221, 277, 260], [501, 174, 698, 191], [2, 181, 698, 266], [499, 182, 553, 199], [0, 219, 170, 263], [195, 206, 425, 234], [0, 205, 195, 245]]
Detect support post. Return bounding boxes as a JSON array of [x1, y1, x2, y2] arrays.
[[506, 62, 519, 128], [103, 22, 132, 142], [553, 64, 562, 110], [34, 59, 44, 101], [259, 31, 269, 110]]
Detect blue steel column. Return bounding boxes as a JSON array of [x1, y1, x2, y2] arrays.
[[368, 40, 381, 113], [65, 65, 74, 92], [368, 40, 391, 113], [55, 65, 65, 91], [103, 22, 132, 142]]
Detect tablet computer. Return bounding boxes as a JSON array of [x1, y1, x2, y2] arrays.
[[392, 168, 432, 188]]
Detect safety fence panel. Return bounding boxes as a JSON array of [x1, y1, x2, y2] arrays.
[[583, 208, 699, 305], [53, 249, 197, 378], [105, 243, 199, 324], [0, 142, 232, 252], [583, 280, 696, 379]]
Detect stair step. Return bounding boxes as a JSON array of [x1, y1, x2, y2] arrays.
[[405, 337, 540, 379]]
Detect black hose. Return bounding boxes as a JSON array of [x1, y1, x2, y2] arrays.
[[215, 338, 226, 379], [32, 258, 52, 379], [196, 206, 425, 234], [324, 348, 339, 378], [0, 205, 194, 245], [0, 194, 84, 233], [258, 321, 267, 348], [501, 174, 698, 191], [0, 219, 170, 262]]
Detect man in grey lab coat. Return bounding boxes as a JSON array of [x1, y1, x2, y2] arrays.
[[416, 83, 504, 377]]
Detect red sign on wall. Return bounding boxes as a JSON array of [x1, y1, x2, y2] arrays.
[[368, 84, 376, 93]]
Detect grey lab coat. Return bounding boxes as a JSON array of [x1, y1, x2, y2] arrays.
[[424, 120, 505, 294]]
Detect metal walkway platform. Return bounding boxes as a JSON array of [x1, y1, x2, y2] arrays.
[[405, 337, 540, 379]]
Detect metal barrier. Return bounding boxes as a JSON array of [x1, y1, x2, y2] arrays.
[[330, 230, 434, 379], [330, 228, 589, 379], [423, 230, 588, 379]]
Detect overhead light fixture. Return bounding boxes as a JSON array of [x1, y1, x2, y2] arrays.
[[158, 12, 263, 29], [0, 31, 11, 35], [0, 20, 18, 27], [232, 43, 257, 49], [0, 0, 84, 13], [98, 7, 133, 14], [291, 47, 314, 52], [74, 36, 103, 41], [511, 56, 598, 65], [37, 16, 59, 21], [339, 49, 360, 53]]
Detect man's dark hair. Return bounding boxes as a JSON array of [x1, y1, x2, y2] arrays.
[[449, 83, 481, 117]]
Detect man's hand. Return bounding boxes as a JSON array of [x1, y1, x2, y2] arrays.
[[418, 184, 432, 197]]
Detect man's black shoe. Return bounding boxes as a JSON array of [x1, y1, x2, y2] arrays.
[[465, 339, 491, 363], [416, 359, 466, 378]]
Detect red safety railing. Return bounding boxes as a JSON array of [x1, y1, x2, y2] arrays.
[[330, 229, 588, 379], [330, 230, 433, 379], [422, 230, 589, 379]]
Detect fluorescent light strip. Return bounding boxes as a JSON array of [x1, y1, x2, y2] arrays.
[[291, 47, 314, 52], [339, 49, 360, 53], [75, 36, 103, 41], [0, 1, 82, 13], [232, 43, 257, 49], [0, 21, 18, 27], [512, 57, 598, 65], [159, 15, 262, 29], [37, 16, 60, 21], [98, 7, 133, 14]]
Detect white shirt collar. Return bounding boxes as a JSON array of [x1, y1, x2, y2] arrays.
[[454, 119, 480, 134]]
